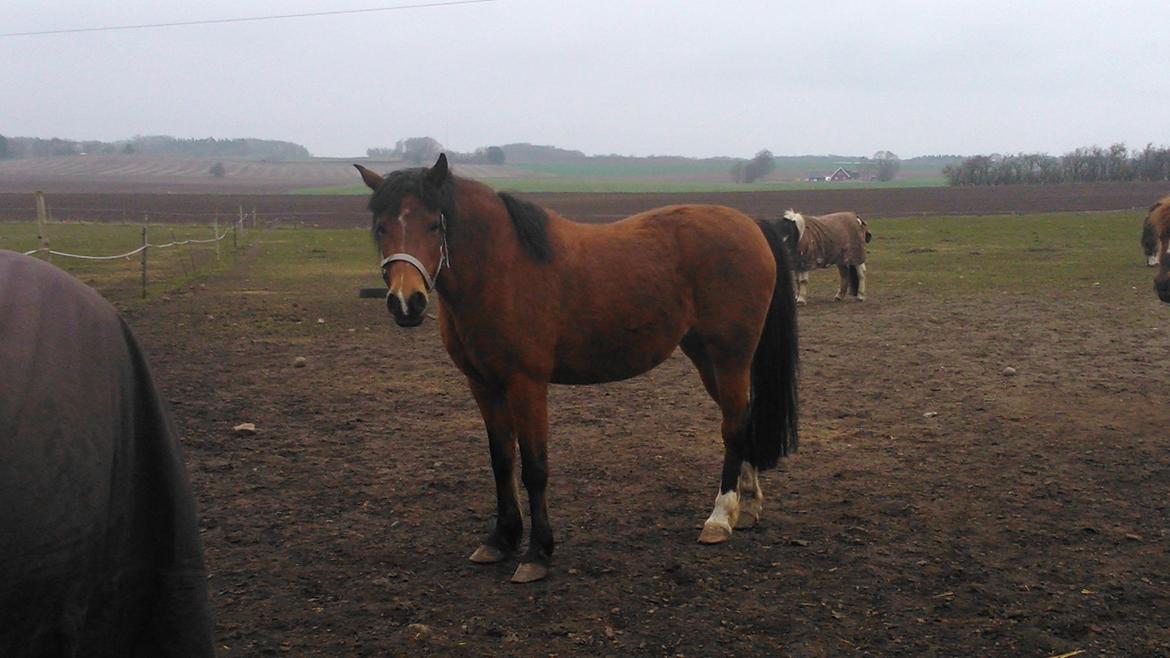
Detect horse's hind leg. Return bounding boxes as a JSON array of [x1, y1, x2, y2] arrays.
[[835, 265, 849, 301], [698, 360, 755, 544], [505, 378, 555, 583], [795, 271, 809, 305], [680, 332, 719, 400], [468, 381, 523, 565], [683, 334, 749, 543], [856, 263, 867, 301], [685, 332, 767, 537], [735, 462, 763, 529]]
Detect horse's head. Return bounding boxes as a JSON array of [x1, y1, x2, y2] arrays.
[[356, 153, 453, 327]]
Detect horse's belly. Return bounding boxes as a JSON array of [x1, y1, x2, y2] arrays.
[[549, 325, 683, 385]]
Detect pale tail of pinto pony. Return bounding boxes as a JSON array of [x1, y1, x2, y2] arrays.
[[746, 219, 800, 469]]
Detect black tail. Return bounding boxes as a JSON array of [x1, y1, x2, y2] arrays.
[[848, 265, 861, 296], [748, 220, 800, 470]]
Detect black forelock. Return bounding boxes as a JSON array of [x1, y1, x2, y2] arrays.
[[367, 167, 455, 228]]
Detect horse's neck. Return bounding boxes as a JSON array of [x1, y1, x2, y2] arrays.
[[435, 189, 513, 310]]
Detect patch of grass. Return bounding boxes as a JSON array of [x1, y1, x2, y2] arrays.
[[864, 211, 1145, 296], [4, 210, 1148, 309], [0, 221, 245, 307], [256, 210, 1147, 303]]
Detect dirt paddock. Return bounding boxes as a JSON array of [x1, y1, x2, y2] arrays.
[[88, 186, 1170, 656]]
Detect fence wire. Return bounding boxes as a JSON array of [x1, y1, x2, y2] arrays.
[[21, 226, 232, 260]]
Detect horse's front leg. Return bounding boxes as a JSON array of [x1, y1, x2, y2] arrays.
[[468, 381, 523, 565], [506, 378, 554, 583], [795, 271, 809, 305]]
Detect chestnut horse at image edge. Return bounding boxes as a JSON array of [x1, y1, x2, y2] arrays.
[[1149, 195, 1170, 302], [356, 154, 799, 583]]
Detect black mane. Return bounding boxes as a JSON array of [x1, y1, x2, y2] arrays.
[[497, 192, 552, 263]]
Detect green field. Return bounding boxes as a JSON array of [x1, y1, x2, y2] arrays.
[[0, 222, 245, 305], [3, 209, 1143, 307], [865, 211, 1139, 295], [293, 153, 952, 194]]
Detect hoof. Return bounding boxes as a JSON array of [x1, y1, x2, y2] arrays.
[[510, 562, 549, 583], [833, 295, 843, 302], [795, 298, 807, 306], [856, 296, 865, 302], [469, 544, 511, 564], [698, 522, 732, 544], [735, 512, 759, 529]]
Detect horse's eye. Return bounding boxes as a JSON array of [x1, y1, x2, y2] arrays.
[[427, 222, 441, 233], [374, 224, 386, 238]]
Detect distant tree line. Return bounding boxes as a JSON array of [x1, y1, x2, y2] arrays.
[[366, 137, 506, 165], [0, 134, 310, 160], [730, 150, 776, 183], [944, 143, 1170, 185]]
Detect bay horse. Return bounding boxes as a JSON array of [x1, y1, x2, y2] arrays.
[[1143, 199, 1162, 267], [777, 209, 871, 304], [1149, 195, 1170, 302], [356, 154, 799, 583]]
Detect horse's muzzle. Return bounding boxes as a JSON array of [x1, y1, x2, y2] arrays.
[[387, 290, 429, 326]]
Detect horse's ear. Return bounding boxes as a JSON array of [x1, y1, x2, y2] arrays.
[[354, 164, 384, 191], [426, 153, 450, 187]]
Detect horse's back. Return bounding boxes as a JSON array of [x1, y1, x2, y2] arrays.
[[544, 205, 776, 381], [800, 211, 868, 268], [0, 252, 213, 657], [576, 204, 775, 292]]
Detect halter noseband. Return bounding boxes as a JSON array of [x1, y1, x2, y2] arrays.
[[379, 212, 449, 293]]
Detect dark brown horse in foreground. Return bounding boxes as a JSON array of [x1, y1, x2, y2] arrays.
[[1149, 195, 1170, 302], [356, 154, 799, 583]]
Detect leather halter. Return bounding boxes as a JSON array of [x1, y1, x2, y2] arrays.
[[379, 212, 449, 293]]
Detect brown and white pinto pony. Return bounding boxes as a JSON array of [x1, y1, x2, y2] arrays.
[[356, 154, 799, 583], [779, 209, 871, 304], [1149, 195, 1170, 302]]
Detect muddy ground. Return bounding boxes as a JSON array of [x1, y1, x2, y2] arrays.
[[106, 188, 1170, 656]]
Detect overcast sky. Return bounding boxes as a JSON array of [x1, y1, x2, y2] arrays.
[[2, 1, 1168, 159]]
